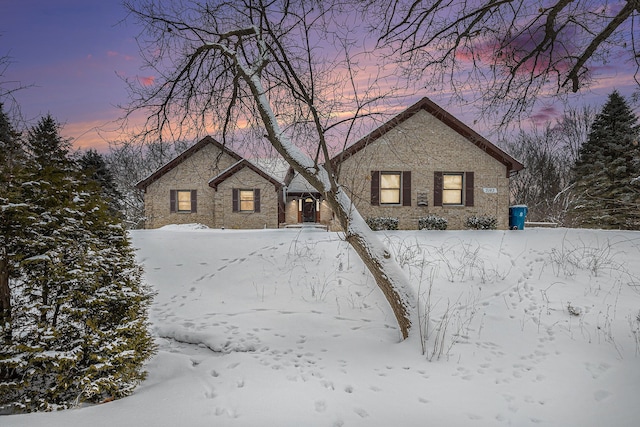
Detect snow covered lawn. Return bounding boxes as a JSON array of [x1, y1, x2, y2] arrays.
[[5, 226, 640, 426]]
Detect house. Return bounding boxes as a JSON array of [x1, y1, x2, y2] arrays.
[[136, 97, 524, 230], [328, 97, 524, 230], [135, 136, 284, 229]]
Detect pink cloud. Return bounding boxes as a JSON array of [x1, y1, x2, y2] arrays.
[[107, 50, 119, 57], [138, 75, 155, 86], [529, 105, 560, 125]]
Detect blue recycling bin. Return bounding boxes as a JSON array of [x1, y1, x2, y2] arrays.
[[509, 205, 528, 230]]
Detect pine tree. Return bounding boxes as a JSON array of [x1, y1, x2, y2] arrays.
[[0, 115, 155, 412], [571, 91, 640, 229], [78, 149, 123, 217]]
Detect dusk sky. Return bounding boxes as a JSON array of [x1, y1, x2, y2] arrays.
[[1, 1, 638, 153], [2, 0, 145, 151]]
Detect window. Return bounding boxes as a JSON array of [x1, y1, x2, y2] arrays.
[[170, 190, 197, 213], [442, 173, 463, 205], [370, 171, 411, 206], [239, 190, 255, 212], [177, 190, 192, 211], [232, 188, 261, 213], [380, 172, 401, 204], [433, 172, 474, 207]]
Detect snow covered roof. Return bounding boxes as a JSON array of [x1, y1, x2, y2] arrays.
[[285, 169, 319, 194]]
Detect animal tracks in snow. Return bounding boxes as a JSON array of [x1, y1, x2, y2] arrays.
[[129, 228, 640, 425]]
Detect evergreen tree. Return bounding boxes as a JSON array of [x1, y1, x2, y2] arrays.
[[78, 149, 123, 217], [571, 91, 640, 229], [0, 115, 155, 412]]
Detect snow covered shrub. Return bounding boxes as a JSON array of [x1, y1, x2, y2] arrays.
[[465, 215, 497, 230], [365, 217, 399, 231], [418, 215, 448, 230]]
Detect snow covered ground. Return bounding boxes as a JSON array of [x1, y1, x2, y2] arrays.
[[5, 226, 640, 426]]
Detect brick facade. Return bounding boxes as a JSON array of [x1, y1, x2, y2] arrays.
[[213, 166, 281, 229], [335, 108, 517, 230], [139, 141, 239, 229], [137, 137, 283, 229], [137, 98, 523, 231]]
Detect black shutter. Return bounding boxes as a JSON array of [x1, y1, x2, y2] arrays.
[[402, 171, 411, 206], [170, 189, 177, 213], [371, 171, 380, 206], [254, 189, 260, 212], [191, 190, 197, 213], [232, 189, 239, 212], [433, 172, 443, 206], [465, 172, 474, 207]]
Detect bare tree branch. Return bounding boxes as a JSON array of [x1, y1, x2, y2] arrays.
[[366, 0, 640, 123], [124, 0, 415, 339]]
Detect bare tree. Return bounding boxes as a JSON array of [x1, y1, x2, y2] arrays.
[[555, 105, 596, 164], [367, 0, 640, 125], [124, 0, 414, 338], [106, 140, 190, 229], [505, 105, 595, 225]]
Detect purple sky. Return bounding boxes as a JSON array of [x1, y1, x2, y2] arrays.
[[1, 0, 146, 151], [1, 1, 638, 152]]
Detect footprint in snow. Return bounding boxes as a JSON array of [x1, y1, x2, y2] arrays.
[[315, 400, 327, 412], [353, 408, 369, 418], [594, 390, 612, 402]]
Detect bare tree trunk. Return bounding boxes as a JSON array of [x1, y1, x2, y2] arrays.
[[0, 253, 11, 342]]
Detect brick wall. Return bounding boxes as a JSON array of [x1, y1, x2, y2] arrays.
[[336, 109, 510, 230], [213, 167, 280, 229], [142, 144, 238, 229]]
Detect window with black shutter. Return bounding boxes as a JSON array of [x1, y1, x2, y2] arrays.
[[433, 172, 474, 207], [371, 171, 411, 205], [233, 189, 259, 212], [171, 189, 197, 213]]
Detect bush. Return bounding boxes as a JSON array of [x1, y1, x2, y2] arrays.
[[418, 215, 448, 230], [465, 215, 497, 230], [366, 217, 399, 231]]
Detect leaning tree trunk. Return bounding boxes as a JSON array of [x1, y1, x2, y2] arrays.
[[329, 189, 413, 338], [243, 73, 415, 339]]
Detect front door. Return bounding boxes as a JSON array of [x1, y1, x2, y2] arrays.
[[302, 197, 316, 222]]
